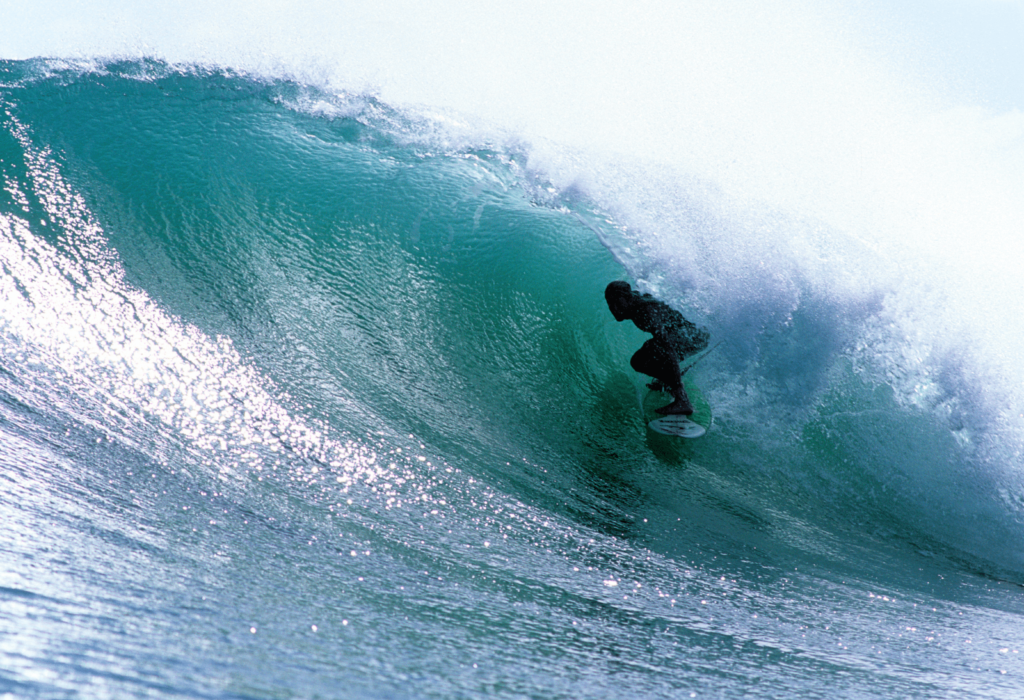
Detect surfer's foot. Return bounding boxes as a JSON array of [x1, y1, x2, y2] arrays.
[[655, 397, 694, 416]]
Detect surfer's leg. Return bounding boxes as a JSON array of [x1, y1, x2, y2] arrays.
[[632, 340, 693, 415], [654, 358, 693, 415], [630, 338, 668, 378], [658, 383, 694, 415]]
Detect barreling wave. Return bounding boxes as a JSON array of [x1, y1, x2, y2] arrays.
[[2, 57, 1023, 586]]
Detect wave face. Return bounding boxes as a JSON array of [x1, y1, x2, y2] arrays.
[[3, 59, 1024, 699]]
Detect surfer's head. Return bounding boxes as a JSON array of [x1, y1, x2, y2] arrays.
[[605, 281, 634, 321]]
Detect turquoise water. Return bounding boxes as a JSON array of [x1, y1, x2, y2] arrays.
[[2, 59, 1024, 699]]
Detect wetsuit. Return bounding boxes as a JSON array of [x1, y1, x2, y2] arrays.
[[605, 281, 709, 415]]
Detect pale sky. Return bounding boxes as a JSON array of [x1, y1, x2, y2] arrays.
[[3, 0, 1022, 111]]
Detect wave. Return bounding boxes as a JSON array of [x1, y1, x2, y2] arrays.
[[2, 58, 1023, 587]]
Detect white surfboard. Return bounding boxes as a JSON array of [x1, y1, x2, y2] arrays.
[[642, 375, 712, 439], [648, 413, 706, 438]]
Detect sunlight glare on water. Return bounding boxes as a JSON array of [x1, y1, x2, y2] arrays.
[[0, 112, 401, 497]]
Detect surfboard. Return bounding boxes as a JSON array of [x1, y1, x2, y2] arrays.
[[642, 376, 712, 438]]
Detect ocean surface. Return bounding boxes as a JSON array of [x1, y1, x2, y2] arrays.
[[3, 56, 1024, 699]]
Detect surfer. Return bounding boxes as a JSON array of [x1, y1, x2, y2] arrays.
[[605, 281, 709, 415]]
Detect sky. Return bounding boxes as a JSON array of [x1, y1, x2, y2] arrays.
[[3, 0, 1022, 111], [875, 0, 1024, 109]]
